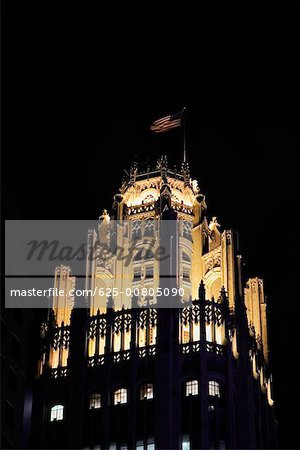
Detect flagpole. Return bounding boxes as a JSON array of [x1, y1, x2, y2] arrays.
[[183, 107, 187, 163]]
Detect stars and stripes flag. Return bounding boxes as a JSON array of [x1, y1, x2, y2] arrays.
[[150, 109, 184, 133]]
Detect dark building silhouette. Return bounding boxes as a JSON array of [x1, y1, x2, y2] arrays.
[[29, 157, 276, 449], [1, 307, 44, 449], [1, 307, 28, 449]]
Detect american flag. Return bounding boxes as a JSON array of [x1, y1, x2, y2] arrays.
[[150, 110, 183, 133]]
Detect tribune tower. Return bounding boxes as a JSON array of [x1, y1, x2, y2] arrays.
[[32, 156, 276, 450]]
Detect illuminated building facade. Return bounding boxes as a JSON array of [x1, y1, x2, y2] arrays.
[[30, 156, 276, 449]]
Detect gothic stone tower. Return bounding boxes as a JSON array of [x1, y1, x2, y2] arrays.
[[30, 156, 276, 450]]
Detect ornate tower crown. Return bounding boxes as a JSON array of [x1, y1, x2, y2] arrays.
[[113, 155, 207, 222]]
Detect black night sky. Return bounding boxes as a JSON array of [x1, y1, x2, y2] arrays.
[[2, 1, 300, 449]]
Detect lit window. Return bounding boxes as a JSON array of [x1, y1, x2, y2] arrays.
[[183, 269, 190, 281], [136, 438, 155, 449], [50, 404, 64, 422], [209, 380, 220, 397], [149, 327, 155, 345], [147, 437, 155, 450], [208, 404, 215, 411], [114, 388, 127, 405], [183, 330, 190, 344], [89, 393, 101, 409], [134, 267, 142, 280], [182, 435, 190, 450], [185, 380, 198, 396], [140, 383, 154, 400], [145, 266, 154, 279]]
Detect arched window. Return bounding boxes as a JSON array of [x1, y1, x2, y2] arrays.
[[182, 252, 191, 263], [182, 221, 192, 241], [208, 380, 220, 397], [140, 383, 154, 400], [185, 379, 199, 396], [89, 393, 101, 409], [133, 249, 143, 261], [114, 388, 127, 405], [144, 249, 154, 260], [50, 404, 64, 422], [144, 218, 155, 237], [132, 220, 142, 240], [133, 248, 154, 261]]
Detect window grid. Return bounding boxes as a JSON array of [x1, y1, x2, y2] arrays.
[[186, 380, 198, 396], [89, 393, 101, 409], [114, 388, 127, 405], [209, 380, 220, 397], [50, 404, 64, 422]]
